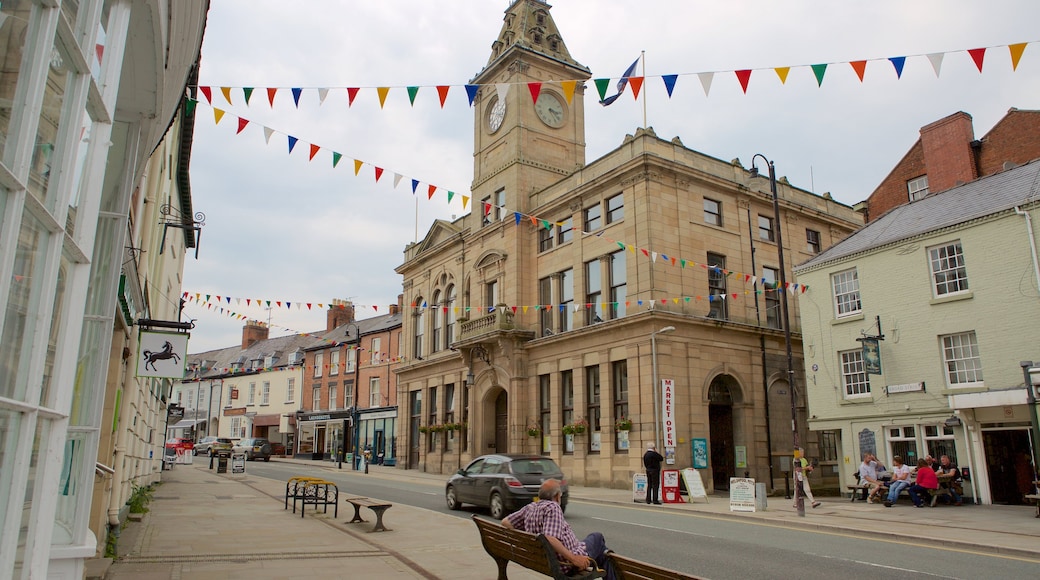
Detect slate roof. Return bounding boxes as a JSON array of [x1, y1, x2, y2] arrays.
[[796, 159, 1040, 272]]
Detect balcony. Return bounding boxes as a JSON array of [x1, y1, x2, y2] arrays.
[[457, 306, 517, 342]]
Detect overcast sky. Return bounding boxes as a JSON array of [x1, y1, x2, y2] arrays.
[[182, 0, 1040, 353]]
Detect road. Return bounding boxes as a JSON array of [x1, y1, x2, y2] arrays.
[[244, 461, 1040, 579]]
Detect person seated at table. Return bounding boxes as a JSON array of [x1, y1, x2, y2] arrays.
[[908, 458, 939, 507], [883, 455, 911, 507], [923, 454, 940, 472], [858, 453, 884, 504], [935, 455, 963, 506]]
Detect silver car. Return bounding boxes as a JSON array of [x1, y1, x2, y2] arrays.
[[194, 436, 233, 456]]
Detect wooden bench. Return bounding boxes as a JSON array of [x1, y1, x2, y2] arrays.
[[1024, 494, 1040, 518], [472, 515, 605, 580], [286, 476, 323, 511], [296, 479, 339, 518], [345, 497, 393, 532], [607, 552, 707, 579]]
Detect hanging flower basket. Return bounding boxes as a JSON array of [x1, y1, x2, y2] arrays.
[[527, 427, 541, 437], [573, 418, 589, 434], [418, 425, 429, 434], [615, 417, 632, 431], [562, 424, 576, 435]]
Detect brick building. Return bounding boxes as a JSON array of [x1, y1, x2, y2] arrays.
[[864, 108, 1040, 221]]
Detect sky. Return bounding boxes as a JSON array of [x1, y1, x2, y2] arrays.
[[182, 0, 1040, 353]]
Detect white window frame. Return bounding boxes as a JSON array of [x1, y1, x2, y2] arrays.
[[371, 337, 382, 365], [247, 383, 256, 405], [908, 175, 929, 201], [286, 378, 295, 403], [832, 268, 861, 318], [329, 350, 340, 376], [704, 198, 722, 226], [346, 347, 356, 373], [370, 377, 381, 407], [929, 241, 969, 297], [261, 382, 270, 405], [312, 386, 321, 411], [841, 349, 870, 398], [314, 352, 323, 378], [924, 425, 958, 463], [329, 384, 338, 411], [941, 331, 984, 388]]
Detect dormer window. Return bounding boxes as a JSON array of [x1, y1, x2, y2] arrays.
[[533, 33, 542, 45]]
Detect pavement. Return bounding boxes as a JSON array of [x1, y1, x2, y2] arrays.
[[92, 457, 1040, 579]]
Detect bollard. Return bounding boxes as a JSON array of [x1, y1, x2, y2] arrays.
[[209, 453, 214, 470]]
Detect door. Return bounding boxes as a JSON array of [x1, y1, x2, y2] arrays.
[[983, 429, 1032, 504], [494, 391, 508, 454], [314, 426, 326, 461], [410, 391, 422, 468], [708, 379, 735, 491]]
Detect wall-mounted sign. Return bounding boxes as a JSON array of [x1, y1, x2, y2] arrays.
[[136, 330, 188, 379], [886, 382, 925, 394], [223, 407, 246, 416], [692, 438, 708, 469], [861, 337, 882, 375], [662, 379, 676, 462]]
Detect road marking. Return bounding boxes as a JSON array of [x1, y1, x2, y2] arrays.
[[812, 554, 950, 577], [588, 516, 716, 539]]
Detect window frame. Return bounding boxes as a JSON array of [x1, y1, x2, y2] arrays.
[[929, 241, 969, 298], [941, 331, 984, 388], [707, 252, 728, 320], [703, 198, 722, 226], [608, 250, 626, 320], [606, 193, 624, 224], [584, 204, 602, 232], [832, 268, 862, 318], [612, 360, 628, 452], [557, 217, 573, 244], [907, 175, 929, 201], [840, 349, 870, 398], [806, 229, 821, 254], [538, 224, 554, 252], [758, 214, 775, 242]]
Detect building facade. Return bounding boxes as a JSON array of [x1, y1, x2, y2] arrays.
[[0, 2, 207, 577], [795, 160, 1040, 505], [297, 301, 403, 466], [394, 0, 862, 491]]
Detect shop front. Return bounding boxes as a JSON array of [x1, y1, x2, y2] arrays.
[[296, 410, 353, 461], [356, 408, 398, 466]]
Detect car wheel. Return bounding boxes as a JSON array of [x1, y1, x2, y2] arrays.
[[489, 492, 506, 520], [446, 486, 461, 510], [263, 456, 270, 462]]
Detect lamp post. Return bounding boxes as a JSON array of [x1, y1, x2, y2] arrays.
[[750, 154, 804, 517], [349, 323, 362, 471], [651, 326, 676, 451], [1018, 362, 1040, 490]]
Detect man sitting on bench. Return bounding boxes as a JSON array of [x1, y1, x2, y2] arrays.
[[501, 480, 616, 580]]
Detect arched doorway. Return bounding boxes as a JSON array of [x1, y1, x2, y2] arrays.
[[708, 377, 736, 490], [494, 391, 508, 453]]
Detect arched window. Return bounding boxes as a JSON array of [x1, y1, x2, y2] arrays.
[[431, 290, 443, 353], [413, 297, 425, 359], [445, 284, 457, 348]]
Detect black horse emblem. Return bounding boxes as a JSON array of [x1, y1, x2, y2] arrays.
[[143, 340, 181, 371]]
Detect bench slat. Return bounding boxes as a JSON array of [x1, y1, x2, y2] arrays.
[[607, 552, 707, 580], [472, 515, 604, 580]]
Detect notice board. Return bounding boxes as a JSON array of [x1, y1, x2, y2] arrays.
[[681, 468, 708, 503]]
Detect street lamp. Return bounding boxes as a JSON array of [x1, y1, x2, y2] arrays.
[[348, 323, 362, 471], [1018, 362, 1040, 491], [651, 326, 676, 451], [749, 154, 804, 517]]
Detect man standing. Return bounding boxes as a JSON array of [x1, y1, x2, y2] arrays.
[[502, 480, 615, 579], [643, 443, 664, 505]]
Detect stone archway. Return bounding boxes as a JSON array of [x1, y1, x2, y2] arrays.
[[708, 375, 742, 491]]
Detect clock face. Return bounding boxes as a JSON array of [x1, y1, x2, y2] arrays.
[[487, 97, 506, 132], [534, 93, 565, 128]]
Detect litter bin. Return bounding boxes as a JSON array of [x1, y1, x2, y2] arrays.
[[216, 450, 231, 474]]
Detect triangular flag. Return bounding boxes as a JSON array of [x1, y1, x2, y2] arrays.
[[594, 78, 610, 101], [436, 86, 450, 107], [308, 144, 320, 161], [393, 173, 403, 188], [199, 86, 212, 104], [332, 152, 342, 168], [462, 195, 470, 209], [213, 108, 225, 124], [968, 48, 986, 72], [447, 191, 455, 203], [514, 212, 522, 225], [735, 70, 752, 94], [263, 126, 274, 144], [629, 77, 644, 99], [184, 98, 196, 116], [661, 74, 678, 97], [377, 87, 390, 108], [561, 80, 577, 103], [287, 135, 298, 153], [318, 88, 329, 104], [774, 67, 790, 84], [411, 179, 419, 194], [1009, 43, 1027, 71], [243, 87, 254, 104], [220, 86, 232, 104], [927, 53, 945, 77], [267, 87, 277, 107], [527, 82, 542, 103], [428, 184, 436, 200], [484, 202, 492, 216], [374, 167, 384, 182], [850, 60, 867, 82], [236, 117, 248, 134], [465, 85, 479, 106], [811, 64, 828, 86], [698, 72, 714, 96], [496, 83, 510, 102], [291, 88, 302, 107], [889, 56, 906, 79], [354, 159, 363, 176], [347, 87, 360, 106], [407, 86, 419, 106]]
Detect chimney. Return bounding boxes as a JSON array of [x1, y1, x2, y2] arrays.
[[389, 294, 403, 316], [242, 320, 269, 350], [327, 299, 355, 330], [920, 111, 978, 194]]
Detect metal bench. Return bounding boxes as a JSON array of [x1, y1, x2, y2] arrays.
[[472, 515, 604, 580], [345, 496, 393, 532]]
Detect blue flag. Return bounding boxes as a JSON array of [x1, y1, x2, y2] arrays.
[[600, 56, 641, 106]]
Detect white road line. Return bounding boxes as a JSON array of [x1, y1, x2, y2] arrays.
[[588, 516, 717, 539], [814, 554, 954, 577]]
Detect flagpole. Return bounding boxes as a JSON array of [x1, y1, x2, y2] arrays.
[[641, 50, 647, 129]]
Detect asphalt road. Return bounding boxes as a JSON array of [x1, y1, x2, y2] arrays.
[[245, 462, 1040, 579]]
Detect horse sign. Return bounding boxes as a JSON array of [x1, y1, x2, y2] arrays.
[[136, 330, 189, 379]]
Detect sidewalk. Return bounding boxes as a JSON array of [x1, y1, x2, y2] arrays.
[[98, 458, 1040, 579]]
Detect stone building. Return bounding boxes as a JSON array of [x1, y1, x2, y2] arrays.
[[394, 0, 862, 491]]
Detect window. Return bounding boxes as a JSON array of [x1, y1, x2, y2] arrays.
[[762, 266, 780, 329], [226, 385, 234, 407], [428, 386, 439, 451], [329, 350, 339, 376], [248, 382, 256, 405], [494, 188, 505, 221], [907, 175, 929, 201], [481, 190, 504, 225], [586, 365, 601, 452], [286, 378, 295, 403], [539, 375, 551, 454], [261, 381, 270, 405], [538, 224, 554, 252], [413, 299, 425, 359], [758, 215, 775, 242], [432, 289, 443, 353], [370, 377, 381, 407], [929, 241, 968, 297], [609, 251, 627, 319], [942, 331, 983, 387], [558, 217, 573, 244], [606, 193, 624, 224], [313, 352, 323, 378], [561, 370, 574, 453], [584, 204, 602, 232], [329, 383, 337, 410], [344, 379, 354, 409], [707, 252, 727, 320], [445, 383, 456, 449], [924, 425, 957, 464], [613, 361, 628, 452], [371, 337, 382, 365], [704, 198, 722, 226], [818, 431, 838, 462], [445, 285, 457, 347], [887, 426, 918, 464], [486, 281, 499, 309], [841, 350, 870, 398], [832, 268, 861, 317], [312, 386, 321, 410], [585, 259, 603, 325], [345, 346, 356, 373], [231, 417, 244, 439], [559, 269, 574, 332], [806, 229, 821, 254], [539, 277, 553, 335]]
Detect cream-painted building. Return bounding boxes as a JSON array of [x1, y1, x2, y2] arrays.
[[394, 0, 862, 492], [794, 160, 1040, 505]]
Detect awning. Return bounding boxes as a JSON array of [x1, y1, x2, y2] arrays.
[[170, 418, 206, 429]]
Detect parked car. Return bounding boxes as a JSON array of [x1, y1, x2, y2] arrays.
[[193, 436, 233, 456], [164, 437, 194, 452], [233, 437, 272, 461], [445, 454, 568, 519]]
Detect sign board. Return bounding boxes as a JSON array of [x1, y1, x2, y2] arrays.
[[886, 382, 925, 394], [858, 428, 876, 458], [661, 379, 676, 449], [735, 446, 747, 469], [662, 469, 683, 503], [231, 452, 246, 474], [729, 477, 757, 512], [861, 337, 882, 375], [632, 472, 648, 503], [136, 330, 189, 379], [692, 438, 708, 469], [680, 468, 708, 503]]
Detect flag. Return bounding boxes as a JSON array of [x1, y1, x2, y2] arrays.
[[599, 56, 641, 106]]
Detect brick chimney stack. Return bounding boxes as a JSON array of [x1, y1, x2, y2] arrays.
[[242, 320, 269, 350], [328, 299, 355, 330], [920, 111, 978, 195], [388, 294, 403, 316]]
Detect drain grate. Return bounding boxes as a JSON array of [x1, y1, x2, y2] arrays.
[[120, 551, 386, 564]]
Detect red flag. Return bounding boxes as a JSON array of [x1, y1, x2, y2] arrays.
[[309, 144, 320, 161], [629, 77, 644, 99], [484, 202, 492, 216], [735, 70, 752, 93], [267, 87, 277, 106], [850, 60, 867, 82], [347, 87, 360, 106], [968, 48, 986, 72], [436, 85, 450, 108], [236, 117, 249, 134], [428, 184, 437, 199], [374, 167, 384, 182], [199, 86, 212, 103], [527, 82, 542, 102]]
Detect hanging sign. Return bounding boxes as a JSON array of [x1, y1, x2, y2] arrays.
[[662, 379, 676, 462], [861, 337, 882, 375], [136, 330, 189, 379]]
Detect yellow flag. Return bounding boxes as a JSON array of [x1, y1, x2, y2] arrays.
[[561, 80, 577, 104], [774, 67, 791, 84], [220, 86, 233, 104], [213, 108, 225, 124], [1010, 43, 1027, 71], [377, 87, 390, 108], [354, 159, 363, 176]]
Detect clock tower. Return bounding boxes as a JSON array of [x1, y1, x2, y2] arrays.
[[470, 0, 591, 214]]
